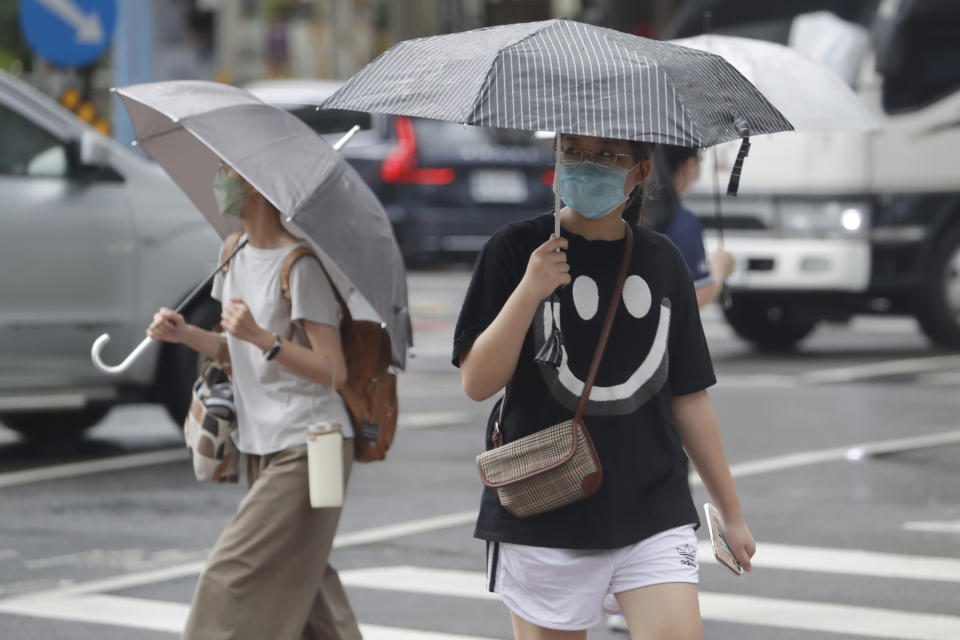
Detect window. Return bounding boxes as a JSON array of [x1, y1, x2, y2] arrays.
[[288, 105, 372, 135], [0, 102, 68, 177], [880, 4, 960, 112]]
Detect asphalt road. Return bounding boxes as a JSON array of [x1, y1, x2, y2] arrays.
[[1, 267, 959, 640]]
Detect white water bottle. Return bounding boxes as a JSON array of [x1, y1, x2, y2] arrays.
[[306, 355, 344, 508], [307, 422, 343, 508]]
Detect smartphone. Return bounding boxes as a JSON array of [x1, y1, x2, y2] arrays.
[[704, 503, 743, 576]]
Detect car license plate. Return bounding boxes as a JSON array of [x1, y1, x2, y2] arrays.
[[469, 170, 528, 203]]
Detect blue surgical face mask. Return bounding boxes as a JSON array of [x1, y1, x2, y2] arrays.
[[555, 162, 631, 219], [213, 165, 247, 217]]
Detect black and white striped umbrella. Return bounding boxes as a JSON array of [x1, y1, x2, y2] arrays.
[[324, 19, 794, 368], [322, 18, 793, 149]]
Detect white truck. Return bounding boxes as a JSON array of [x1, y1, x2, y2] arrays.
[[0, 69, 221, 440], [684, 1, 960, 350]]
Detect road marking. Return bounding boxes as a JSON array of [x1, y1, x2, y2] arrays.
[[697, 541, 960, 583], [699, 592, 960, 640], [0, 550, 18, 562], [332, 510, 476, 549], [798, 355, 960, 385], [24, 548, 204, 572], [7, 567, 955, 640], [398, 411, 471, 430], [0, 510, 479, 600], [690, 428, 960, 486], [342, 565, 496, 600], [343, 567, 960, 639], [904, 520, 960, 534], [0, 449, 187, 489], [715, 373, 796, 388], [0, 593, 500, 640], [6, 429, 958, 597], [0, 411, 473, 489]]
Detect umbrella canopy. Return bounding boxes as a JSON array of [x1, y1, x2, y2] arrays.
[[115, 81, 411, 368], [321, 18, 793, 147], [671, 34, 877, 132]]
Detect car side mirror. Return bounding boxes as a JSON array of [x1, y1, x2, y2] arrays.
[[71, 129, 123, 182], [79, 129, 110, 168]]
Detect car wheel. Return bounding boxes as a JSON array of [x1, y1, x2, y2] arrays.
[[916, 225, 960, 349], [0, 405, 111, 442], [722, 295, 818, 352], [158, 298, 222, 427]]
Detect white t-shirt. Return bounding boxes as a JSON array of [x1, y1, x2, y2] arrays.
[[212, 240, 353, 455]]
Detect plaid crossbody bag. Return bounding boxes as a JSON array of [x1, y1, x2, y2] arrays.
[[476, 222, 633, 518]]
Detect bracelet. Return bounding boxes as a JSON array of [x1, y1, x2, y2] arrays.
[[263, 333, 283, 361]]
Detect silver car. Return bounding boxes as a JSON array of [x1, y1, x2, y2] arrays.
[[0, 70, 221, 441]]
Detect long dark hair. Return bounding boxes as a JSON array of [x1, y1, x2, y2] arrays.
[[639, 144, 700, 229], [621, 141, 654, 225]]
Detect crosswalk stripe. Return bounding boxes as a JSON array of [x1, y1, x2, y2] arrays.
[[0, 593, 501, 640], [697, 541, 960, 583], [398, 411, 471, 429], [690, 429, 960, 486], [341, 566, 960, 639], [4, 566, 956, 640], [904, 520, 960, 534], [341, 565, 495, 599], [699, 592, 960, 640]]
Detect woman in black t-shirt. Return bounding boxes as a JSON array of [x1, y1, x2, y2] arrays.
[[453, 134, 756, 639]]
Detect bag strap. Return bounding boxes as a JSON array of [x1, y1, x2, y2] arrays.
[[219, 231, 246, 274], [213, 231, 247, 355], [574, 221, 633, 420], [494, 221, 634, 444], [280, 245, 322, 341]]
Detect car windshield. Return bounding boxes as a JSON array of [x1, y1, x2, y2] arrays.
[[412, 119, 553, 155], [285, 105, 372, 134]]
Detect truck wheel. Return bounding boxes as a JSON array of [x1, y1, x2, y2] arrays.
[[916, 225, 960, 349], [158, 298, 222, 427], [722, 295, 817, 352], [0, 405, 111, 442]]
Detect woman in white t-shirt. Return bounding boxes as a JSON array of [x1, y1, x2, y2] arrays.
[[146, 162, 361, 640]]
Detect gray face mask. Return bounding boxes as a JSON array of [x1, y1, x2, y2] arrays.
[[212, 165, 246, 217]]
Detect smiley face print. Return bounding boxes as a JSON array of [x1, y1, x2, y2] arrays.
[[534, 272, 671, 416]]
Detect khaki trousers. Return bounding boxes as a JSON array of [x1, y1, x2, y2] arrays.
[[182, 440, 361, 640]]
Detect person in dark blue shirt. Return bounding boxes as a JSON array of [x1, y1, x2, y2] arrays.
[[653, 145, 734, 309]]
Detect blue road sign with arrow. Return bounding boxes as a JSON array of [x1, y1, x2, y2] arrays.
[[19, 0, 117, 68]]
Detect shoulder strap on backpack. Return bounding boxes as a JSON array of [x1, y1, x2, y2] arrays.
[[219, 231, 245, 275], [281, 247, 352, 320], [280, 246, 353, 341]]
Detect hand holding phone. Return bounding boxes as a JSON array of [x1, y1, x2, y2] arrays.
[[704, 502, 744, 576]]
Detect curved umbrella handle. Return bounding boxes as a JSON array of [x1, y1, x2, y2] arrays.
[[91, 334, 155, 375], [90, 238, 248, 376]]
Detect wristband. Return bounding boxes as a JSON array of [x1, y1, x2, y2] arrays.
[[263, 333, 283, 361]]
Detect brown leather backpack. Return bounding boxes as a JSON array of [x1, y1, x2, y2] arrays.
[[221, 231, 398, 462]]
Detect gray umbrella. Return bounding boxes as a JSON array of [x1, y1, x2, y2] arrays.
[[321, 18, 792, 148], [93, 81, 411, 371]]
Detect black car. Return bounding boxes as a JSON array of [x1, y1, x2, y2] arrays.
[[246, 79, 556, 265]]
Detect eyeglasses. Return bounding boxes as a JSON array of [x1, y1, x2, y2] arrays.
[[558, 146, 638, 170]]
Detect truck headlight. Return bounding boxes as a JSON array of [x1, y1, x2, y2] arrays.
[[777, 201, 870, 238]]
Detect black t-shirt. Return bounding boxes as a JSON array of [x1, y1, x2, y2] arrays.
[[452, 213, 716, 550]]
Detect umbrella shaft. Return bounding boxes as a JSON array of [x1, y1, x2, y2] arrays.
[[173, 238, 248, 315]]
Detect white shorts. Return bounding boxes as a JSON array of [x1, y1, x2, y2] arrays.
[[486, 525, 699, 631]]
